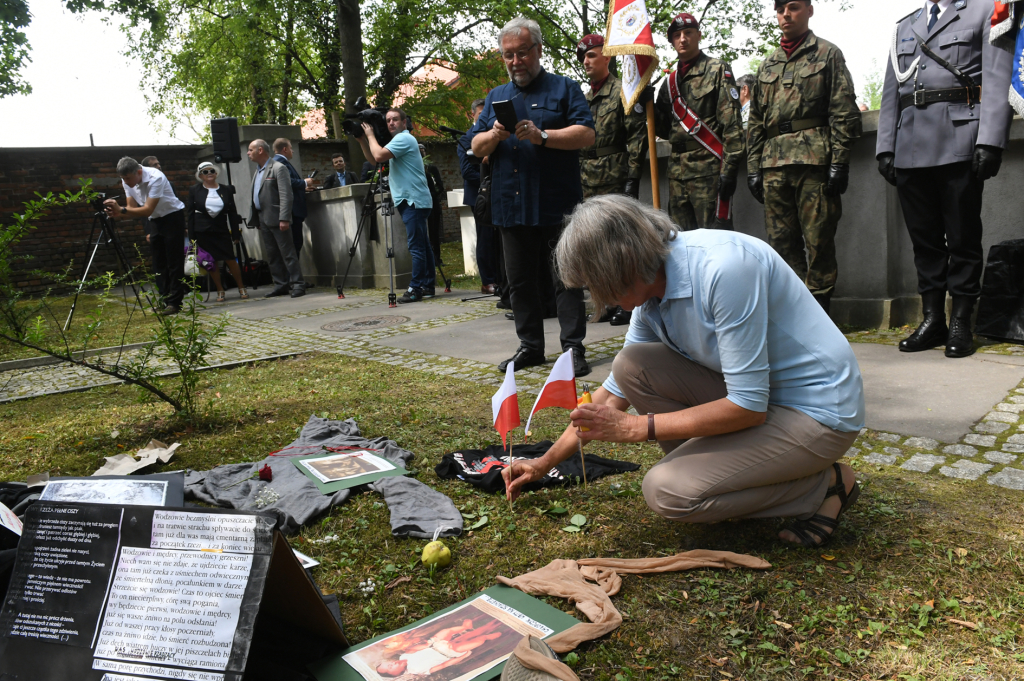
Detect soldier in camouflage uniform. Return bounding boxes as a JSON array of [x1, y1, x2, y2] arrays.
[[653, 12, 744, 231], [577, 34, 648, 200], [747, 0, 861, 311]]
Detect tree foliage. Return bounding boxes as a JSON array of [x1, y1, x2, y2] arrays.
[[0, 0, 32, 98]]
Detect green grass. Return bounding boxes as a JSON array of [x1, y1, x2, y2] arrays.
[[1, 352, 1022, 679], [439, 241, 483, 292], [0, 293, 161, 362]]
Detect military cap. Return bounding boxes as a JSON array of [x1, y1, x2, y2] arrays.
[[576, 34, 604, 62], [667, 12, 699, 41]]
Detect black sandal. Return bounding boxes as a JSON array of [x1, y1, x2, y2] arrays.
[[783, 462, 860, 548]]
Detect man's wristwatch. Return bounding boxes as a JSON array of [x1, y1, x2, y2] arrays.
[[539, 130, 548, 147], [121, 205, 126, 215]]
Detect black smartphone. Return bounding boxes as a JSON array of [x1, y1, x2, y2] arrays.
[[492, 100, 520, 132], [307, 169, 318, 179]]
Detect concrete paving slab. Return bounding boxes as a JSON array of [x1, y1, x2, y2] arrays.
[[214, 290, 375, 320], [281, 301, 473, 335], [853, 343, 1024, 443], [374, 312, 627, 368]]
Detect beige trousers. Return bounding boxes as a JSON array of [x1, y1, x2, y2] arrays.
[[613, 343, 858, 524]]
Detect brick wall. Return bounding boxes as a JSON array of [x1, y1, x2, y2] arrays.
[[0, 140, 467, 294], [0, 146, 205, 293], [299, 138, 465, 241]]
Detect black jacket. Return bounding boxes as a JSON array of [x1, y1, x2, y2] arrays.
[[186, 183, 241, 240], [322, 170, 358, 189]]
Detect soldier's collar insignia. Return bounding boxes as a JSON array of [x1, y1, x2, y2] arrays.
[[954, 0, 965, 8]]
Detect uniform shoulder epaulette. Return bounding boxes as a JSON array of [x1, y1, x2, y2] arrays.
[[896, 8, 921, 25]]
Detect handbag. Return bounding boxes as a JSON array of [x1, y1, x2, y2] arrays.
[[473, 162, 492, 224], [184, 243, 216, 277]]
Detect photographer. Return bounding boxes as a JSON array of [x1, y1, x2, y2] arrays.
[[103, 156, 186, 315], [356, 108, 436, 303]]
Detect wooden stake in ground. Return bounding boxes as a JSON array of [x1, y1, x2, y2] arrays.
[[507, 434, 515, 513]]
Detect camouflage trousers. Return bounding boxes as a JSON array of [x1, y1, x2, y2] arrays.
[[763, 165, 842, 296], [582, 182, 626, 199], [668, 175, 733, 231]]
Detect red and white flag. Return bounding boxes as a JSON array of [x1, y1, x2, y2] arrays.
[[603, 0, 659, 111], [524, 350, 577, 436], [492, 362, 521, 448]]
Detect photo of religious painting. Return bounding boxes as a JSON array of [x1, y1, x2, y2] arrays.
[[299, 451, 396, 484], [343, 595, 553, 681]]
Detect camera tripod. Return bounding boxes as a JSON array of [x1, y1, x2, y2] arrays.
[[64, 208, 147, 331], [336, 164, 452, 307]]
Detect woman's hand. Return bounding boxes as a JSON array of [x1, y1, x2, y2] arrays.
[[571, 403, 645, 443], [502, 457, 550, 502]]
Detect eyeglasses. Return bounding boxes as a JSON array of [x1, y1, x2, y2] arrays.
[[501, 43, 538, 62], [200, 169, 217, 175]]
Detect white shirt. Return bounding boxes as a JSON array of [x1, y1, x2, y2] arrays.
[[253, 162, 267, 211], [122, 166, 184, 219], [205, 188, 224, 217]]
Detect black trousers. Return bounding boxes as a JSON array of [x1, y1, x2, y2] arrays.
[[896, 162, 984, 298], [474, 214, 498, 286], [500, 225, 586, 356], [150, 209, 186, 308], [428, 203, 443, 263]]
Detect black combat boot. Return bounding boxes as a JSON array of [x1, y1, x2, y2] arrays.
[[945, 296, 976, 358], [899, 290, 947, 352]]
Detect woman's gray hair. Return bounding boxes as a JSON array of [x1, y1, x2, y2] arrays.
[[116, 156, 141, 177], [498, 17, 542, 49], [555, 195, 676, 317]]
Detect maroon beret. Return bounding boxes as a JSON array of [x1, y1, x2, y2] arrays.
[[576, 34, 604, 62], [667, 12, 699, 41]]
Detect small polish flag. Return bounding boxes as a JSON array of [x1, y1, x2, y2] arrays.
[[491, 362, 521, 448], [524, 350, 578, 436]]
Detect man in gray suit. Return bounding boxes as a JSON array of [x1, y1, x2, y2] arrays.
[[876, 0, 1013, 358], [246, 138, 305, 298]]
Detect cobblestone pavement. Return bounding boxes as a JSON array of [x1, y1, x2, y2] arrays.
[[4, 292, 1024, 493]]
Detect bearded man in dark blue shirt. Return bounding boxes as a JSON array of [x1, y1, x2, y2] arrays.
[[470, 17, 596, 376]]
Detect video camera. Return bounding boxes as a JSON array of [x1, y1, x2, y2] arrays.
[[342, 97, 392, 144], [90, 192, 109, 213]]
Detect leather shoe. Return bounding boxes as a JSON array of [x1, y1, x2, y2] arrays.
[[571, 350, 591, 377], [290, 286, 306, 298], [609, 307, 631, 326], [498, 347, 546, 372], [481, 284, 498, 295], [505, 312, 515, 321], [264, 287, 289, 298], [900, 290, 947, 352], [945, 296, 976, 358]]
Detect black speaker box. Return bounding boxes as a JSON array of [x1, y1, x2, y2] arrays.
[[211, 117, 241, 163]]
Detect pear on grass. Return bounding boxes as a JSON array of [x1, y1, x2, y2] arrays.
[[421, 540, 451, 568]]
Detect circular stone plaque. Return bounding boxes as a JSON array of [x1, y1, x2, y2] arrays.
[[321, 315, 411, 332]]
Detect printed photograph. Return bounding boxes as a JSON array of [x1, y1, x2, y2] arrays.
[[300, 451, 395, 484], [343, 596, 552, 681], [40, 480, 168, 506]]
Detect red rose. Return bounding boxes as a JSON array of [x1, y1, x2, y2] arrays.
[[258, 464, 273, 482]]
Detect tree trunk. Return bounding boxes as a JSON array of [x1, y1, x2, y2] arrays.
[[336, 0, 367, 168]]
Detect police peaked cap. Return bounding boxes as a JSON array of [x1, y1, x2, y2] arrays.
[[667, 12, 699, 40], [576, 34, 604, 62]]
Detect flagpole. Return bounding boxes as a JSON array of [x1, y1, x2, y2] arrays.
[[577, 436, 588, 489], [646, 100, 660, 209], [507, 433, 515, 514]]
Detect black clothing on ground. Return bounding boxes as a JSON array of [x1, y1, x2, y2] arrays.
[[896, 162, 985, 298], [501, 225, 586, 356], [186, 183, 241, 262], [151, 209, 187, 308], [436, 441, 640, 494]]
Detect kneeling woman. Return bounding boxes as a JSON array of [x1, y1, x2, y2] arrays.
[[503, 195, 865, 547]]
